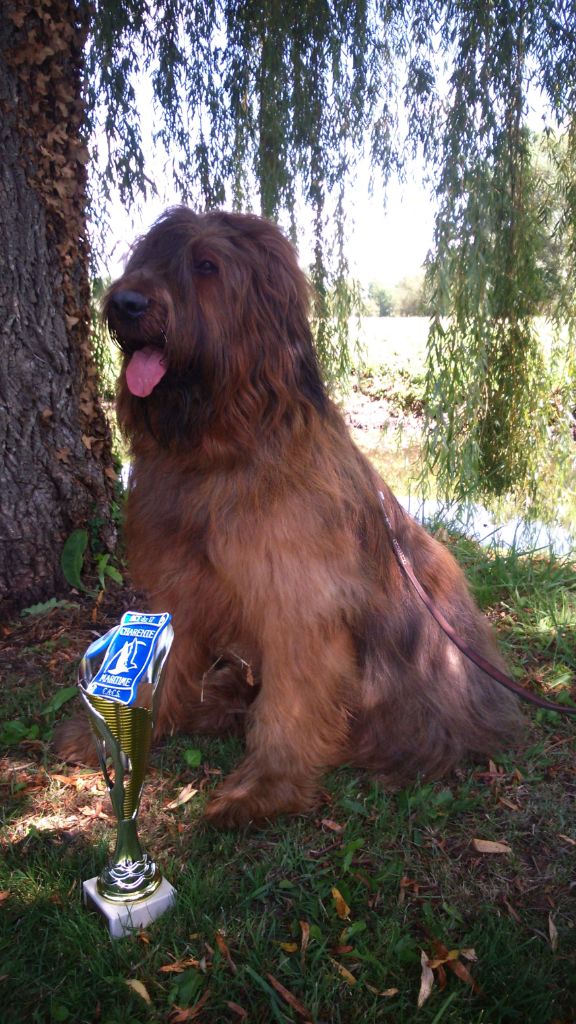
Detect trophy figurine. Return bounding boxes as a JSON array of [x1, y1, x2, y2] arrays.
[[78, 611, 176, 938]]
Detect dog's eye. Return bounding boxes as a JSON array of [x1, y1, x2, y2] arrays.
[[195, 259, 218, 276]]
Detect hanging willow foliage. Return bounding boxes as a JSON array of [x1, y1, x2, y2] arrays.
[[85, 0, 404, 376], [83, 0, 576, 504], [421, 1, 576, 503]]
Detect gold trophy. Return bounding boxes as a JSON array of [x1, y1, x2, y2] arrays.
[[79, 611, 176, 938]]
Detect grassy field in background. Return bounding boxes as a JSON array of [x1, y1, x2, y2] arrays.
[[352, 317, 429, 372], [350, 315, 569, 372], [1, 321, 575, 1023]]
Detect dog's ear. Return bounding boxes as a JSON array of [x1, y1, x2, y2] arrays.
[[291, 333, 327, 414], [249, 227, 327, 414]]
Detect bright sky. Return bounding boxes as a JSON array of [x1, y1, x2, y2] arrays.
[[93, 52, 552, 291], [95, 162, 435, 289], [93, 50, 436, 288], [348, 171, 435, 286]]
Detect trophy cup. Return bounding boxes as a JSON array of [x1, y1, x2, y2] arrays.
[[79, 611, 176, 938]]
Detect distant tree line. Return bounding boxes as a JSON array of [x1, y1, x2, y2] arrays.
[[366, 130, 574, 320], [364, 273, 431, 317]]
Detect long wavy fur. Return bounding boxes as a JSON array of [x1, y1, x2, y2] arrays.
[[54, 208, 522, 826]]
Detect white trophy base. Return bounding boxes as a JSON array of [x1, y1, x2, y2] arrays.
[[83, 876, 177, 939]]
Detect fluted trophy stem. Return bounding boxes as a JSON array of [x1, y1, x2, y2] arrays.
[[98, 818, 161, 903], [111, 817, 144, 865], [78, 611, 174, 910]]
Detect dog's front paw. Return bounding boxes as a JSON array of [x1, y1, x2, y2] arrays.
[[52, 715, 99, 766], [204, 788, 261, 828], [204, 764, 318, 828]]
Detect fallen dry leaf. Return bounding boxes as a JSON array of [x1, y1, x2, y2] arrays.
[[266, 974, 311, 1019], [300, 919, 310, 968], [558, 833, 576, 846], [278, 941, 299, 953], [331, 887, 351, 920], [503, 898, 522, 923], [437, 963, 448, 991], [447, 956, 481, 994], [0, 891, 10, 904], [366, 983, 399, 997], [225, 1003, 248, 1020], [79, 804, 110, 820], [125, 979, 151, 1004], [498, 797, 520, 811], [418, 950, 435, 1007], [549, 914, 559, 952], [165, 783, 199, 810], [472, 838, 512, 854], [168, 990, 210, 1021], [428, 949, 460, 969], [460, 949, 478, 962], [159, 957, 202, 973], [215, 930, 237, 974], [398, 875, 420, 905], [50, 773, 81, 787], [330, 958, 357, 986], [429, 941, 481, 995], [321, 818, 344, 832]]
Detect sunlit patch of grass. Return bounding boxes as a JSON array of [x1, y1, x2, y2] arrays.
[[450, 536, 576, 682], [2, 722, 575, 1022], [2, 567, 576, 1023]]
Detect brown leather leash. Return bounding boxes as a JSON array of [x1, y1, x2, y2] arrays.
[[379, 492, 576, 717]]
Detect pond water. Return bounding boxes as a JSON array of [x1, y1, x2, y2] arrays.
[[398, 496, 575, 558]]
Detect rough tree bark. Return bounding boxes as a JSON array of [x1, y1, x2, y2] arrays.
[[0, 0, 115, 618]]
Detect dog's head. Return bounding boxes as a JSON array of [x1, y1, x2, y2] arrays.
[[105, 208, 327, 451]]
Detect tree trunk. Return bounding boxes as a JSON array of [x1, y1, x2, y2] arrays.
[[0, 0, 116, 619]]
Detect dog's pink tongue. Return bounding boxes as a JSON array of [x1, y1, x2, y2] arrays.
[[125, 347, 167, 397]]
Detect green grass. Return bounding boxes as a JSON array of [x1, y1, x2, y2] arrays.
[[1, 748, 575, 1023], [1, 536, 575, 1024], [351, 316, 429, 372]]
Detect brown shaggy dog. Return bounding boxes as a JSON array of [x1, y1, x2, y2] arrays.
[[54, 207, 521, 827]]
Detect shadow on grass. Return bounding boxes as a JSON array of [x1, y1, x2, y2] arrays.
[[1, 565, 575, 1022], [1, 753, 575, 1024]]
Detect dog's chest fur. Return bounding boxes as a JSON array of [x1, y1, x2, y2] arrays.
[[126, 449, 365, 648]]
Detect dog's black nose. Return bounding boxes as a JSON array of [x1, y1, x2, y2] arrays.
[[109, 290, 150, 320]]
